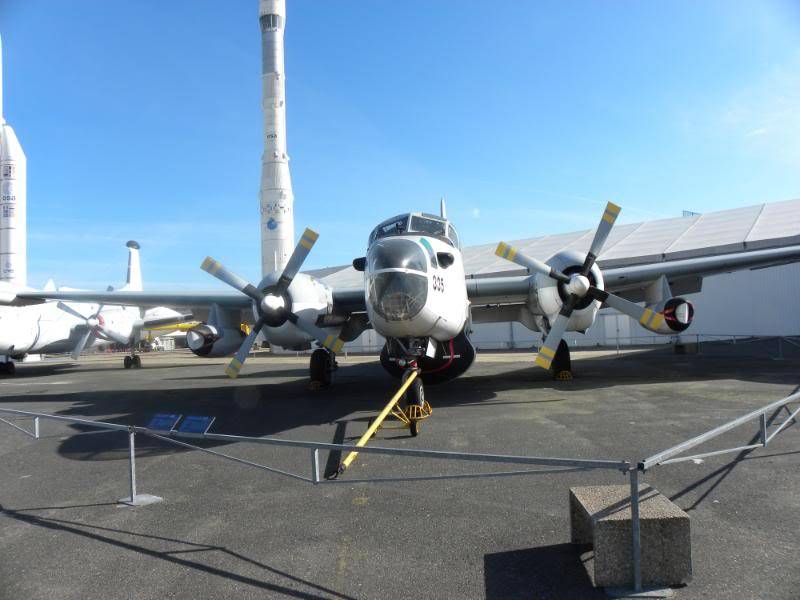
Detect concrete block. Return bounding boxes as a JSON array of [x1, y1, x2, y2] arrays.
[[570, 484, 691, 588]]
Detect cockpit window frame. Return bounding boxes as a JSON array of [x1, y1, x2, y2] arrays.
[[368, 212, 461, 249]]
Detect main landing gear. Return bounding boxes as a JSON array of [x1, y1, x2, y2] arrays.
[[551, 339, 572, 381], [0, 361, 15, 376], [309, 347, 336, 390], [123, 353, 142, 369]]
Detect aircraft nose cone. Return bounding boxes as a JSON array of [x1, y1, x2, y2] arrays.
[[87, 317, 99, 329]]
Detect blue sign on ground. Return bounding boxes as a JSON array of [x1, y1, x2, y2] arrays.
[[177, 415, 215, 434], [147, 413, 181, 431]]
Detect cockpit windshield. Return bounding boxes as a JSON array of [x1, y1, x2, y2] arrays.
[[409, 215, 446, 237]]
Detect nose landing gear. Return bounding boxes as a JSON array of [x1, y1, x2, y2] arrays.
[[393, 370, 432, 436], [337, 367, 429, 476]]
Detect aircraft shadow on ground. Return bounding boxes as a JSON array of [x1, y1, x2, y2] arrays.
[[1, 346, 798, 468]]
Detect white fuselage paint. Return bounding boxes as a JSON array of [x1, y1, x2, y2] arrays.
[[366, 235, 469, 342], [0, 300, 174, 357]]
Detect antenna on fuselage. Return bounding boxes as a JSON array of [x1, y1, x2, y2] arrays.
[[440, 197, 447, 219]]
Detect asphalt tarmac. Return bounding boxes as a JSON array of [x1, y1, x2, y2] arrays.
[[0, 342, 798, 599]]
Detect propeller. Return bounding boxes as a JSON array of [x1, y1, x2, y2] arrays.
[[495, 202, 658, 370], [57, 302, 131, 360], [201, 228, 344, 379]]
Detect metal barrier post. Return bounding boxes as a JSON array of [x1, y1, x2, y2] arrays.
[[777, 337, 784, 360], [34, 417, 39, 440], [311, 449, 320, 484], [128, 429, 137, 501], [760, 413, 768, 447], [629, 468, 643, 592]]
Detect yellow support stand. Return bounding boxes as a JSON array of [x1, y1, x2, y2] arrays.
[[338, 370, 421, 475]]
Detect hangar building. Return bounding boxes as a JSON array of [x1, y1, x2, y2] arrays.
[[315, 198, 800, 352]]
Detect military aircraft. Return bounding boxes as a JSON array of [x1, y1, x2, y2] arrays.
[[0, 241, 190, 374], [13, 201, 800, 432]]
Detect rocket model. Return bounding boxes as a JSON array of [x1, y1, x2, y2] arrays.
[[258, 0, 295, 277], [0, 36, 26, 287]]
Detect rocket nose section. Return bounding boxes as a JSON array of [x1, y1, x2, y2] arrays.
[[0, 125, 25, 161]]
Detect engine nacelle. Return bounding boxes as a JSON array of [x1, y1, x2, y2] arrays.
[[186, 324, 246, 357], [528, 249, 604, 333], [641, 297, 694, 334]]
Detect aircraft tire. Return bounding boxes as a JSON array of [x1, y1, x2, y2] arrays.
[[133, 356, 142, 368], [124, 356, 133, 369], [309, 348, 332, 389]]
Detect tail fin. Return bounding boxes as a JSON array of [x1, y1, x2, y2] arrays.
[[120, 240, 142, 291]]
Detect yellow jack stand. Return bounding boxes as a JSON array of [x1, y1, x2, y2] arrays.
[[338, 370, 428, 475]]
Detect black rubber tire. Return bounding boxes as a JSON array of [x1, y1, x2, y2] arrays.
[[132, 356, 142, 368], [410, 420, 420, 437], [309, 348, 332, 388], [124, 356, 133, 369], [4, 362, 14, 376], [404, 377, 424, 408], [551, 339, 572, 377]]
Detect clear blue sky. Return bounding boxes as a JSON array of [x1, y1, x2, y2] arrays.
[[2, 1, 799, 289]]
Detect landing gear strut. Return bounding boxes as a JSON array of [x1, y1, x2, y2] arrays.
[[309, 347, 335, 389], [552, 339, 572, 381], [402, 369, 429, 436]]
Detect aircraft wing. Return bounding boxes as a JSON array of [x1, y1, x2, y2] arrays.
[[466, 244, 800, 307], [14, 290, 253, 309]]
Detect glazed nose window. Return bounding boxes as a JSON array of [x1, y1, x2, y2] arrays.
[[367, 239, 428, 273], [368, 272, 428, 321]]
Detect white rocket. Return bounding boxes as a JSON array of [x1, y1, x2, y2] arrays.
[[0, 35, 26, 287], [258, 0, 295, 277]]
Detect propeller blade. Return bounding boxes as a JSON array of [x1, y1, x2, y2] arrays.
[[495, 242, 570, 283], [275, 228, 320, 293], [589, 288, 665, 331], [534, 296, 578, 370], [225, 318, 267, 379], [582, 201, 621, 274], [57, 301, 89, 322], [201, 257, 264, 302], [71, 329, 93, 360], [286, 312, 344, 354]]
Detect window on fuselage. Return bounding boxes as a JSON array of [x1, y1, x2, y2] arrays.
[[447, 224, 461, 249], [409, 216, 447, 238], [370, 217, 409, 246]]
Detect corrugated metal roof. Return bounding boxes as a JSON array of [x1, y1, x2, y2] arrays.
[[310, 198, 800, 287]]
